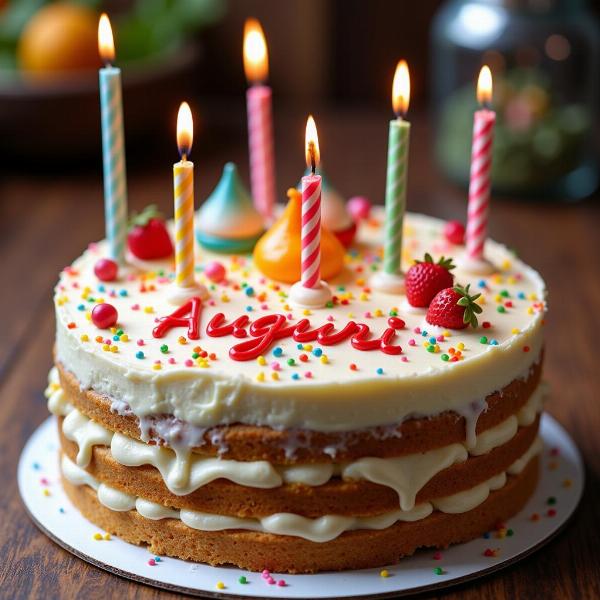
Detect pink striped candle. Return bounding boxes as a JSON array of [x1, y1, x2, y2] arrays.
[[466, 66, 496, 261], [244, 19, 276, 221], [289, 116, 332, 308]]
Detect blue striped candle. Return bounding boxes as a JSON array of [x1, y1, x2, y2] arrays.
[[98, 14, 127, 262]]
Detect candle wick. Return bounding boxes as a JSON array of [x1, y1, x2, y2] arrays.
[[308, 142, 316, 175], [181, 153, 187, 162]]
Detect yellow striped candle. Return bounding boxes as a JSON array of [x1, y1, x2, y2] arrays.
[[174, 102, 195, 287], [169, 102, 207, 304]]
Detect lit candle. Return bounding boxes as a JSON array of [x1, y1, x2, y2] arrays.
[[244, 18, 276, 221], [289, 116, 332, 309], [169, 102, 208, 305], [98, 14, 128, 263], [463, 66, 496, 273], [372, 60, 411, 294]]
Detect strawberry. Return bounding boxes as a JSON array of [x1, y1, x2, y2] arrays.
[[127, 205, 174, 260], [405, 253, 455, 307], [426, 284, 482, 329]]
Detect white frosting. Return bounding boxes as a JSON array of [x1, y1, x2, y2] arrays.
[[54, 211, 546, 433], [45, 367, 72, 417], [61, 442, 541, 542], [166, 282, 209, 306], [342, 444, 468, 511], [97, 483, 136, 511], [507, 436, 543, 475], [288, 280, 333, 309], [455, 254, 496, 276], [370, 271, 406, 294], [63, 409, 113, 467], [52, 378, 545, 509], [471, 416, 518, 456], [432, 472, 507, 513]]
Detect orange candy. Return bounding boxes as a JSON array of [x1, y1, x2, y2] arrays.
[[253, 188, 345, 284]]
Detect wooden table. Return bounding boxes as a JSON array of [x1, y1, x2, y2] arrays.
[[1, 106, 599, 599]]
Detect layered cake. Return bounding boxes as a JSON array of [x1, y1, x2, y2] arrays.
[[47, 208, 547, 573]]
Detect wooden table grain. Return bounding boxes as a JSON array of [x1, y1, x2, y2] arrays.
[[1, 106, 599, 599]]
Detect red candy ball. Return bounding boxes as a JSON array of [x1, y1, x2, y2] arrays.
[[91, 303, 118, 329], [94, 258, 118, 282], [204, 261, 226, 283], [443, 220, 465, 245]]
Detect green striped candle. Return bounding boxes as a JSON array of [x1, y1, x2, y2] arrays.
[[98, 14, 128, 263], [383, 117, 410, 275], [373, 60, 411, 294]]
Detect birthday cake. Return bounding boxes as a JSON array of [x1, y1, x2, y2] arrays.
[[47, 200, 547, 573]]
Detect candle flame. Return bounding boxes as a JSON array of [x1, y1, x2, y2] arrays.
[[305, 115, 320, 173], [98, 13, 115, 65], [177, 102, 193, 160], [243, 18, 268, 84], [477, 65, 493, 106], [392, 60, 410, 117]]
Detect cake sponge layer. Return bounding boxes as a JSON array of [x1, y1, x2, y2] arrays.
[[61, 455, 538, 573]]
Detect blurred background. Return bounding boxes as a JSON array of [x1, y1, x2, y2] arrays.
[[0, 0, 598, 203]]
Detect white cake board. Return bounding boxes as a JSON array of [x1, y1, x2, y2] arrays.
[[19, 415, 583, 599]]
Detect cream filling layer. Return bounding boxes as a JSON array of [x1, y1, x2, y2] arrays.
[[48, 369, 546, 512], [54, 212, 546, 434], [61, 447, 541, 543]]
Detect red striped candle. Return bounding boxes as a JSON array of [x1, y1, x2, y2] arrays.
[[466, 66, 496, 261], [244, 19, 276, 221], [289, 116, 332, 308], [300, 173, 322, 289]]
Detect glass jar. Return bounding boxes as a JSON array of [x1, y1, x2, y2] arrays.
[[431, 0, 600, 200]]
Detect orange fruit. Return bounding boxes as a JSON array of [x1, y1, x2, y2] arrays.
[[18, 2, 100, 78]]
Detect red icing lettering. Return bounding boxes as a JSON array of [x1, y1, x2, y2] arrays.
[[351, 317, 404, 354], [229, 314, 295, 361], [152, 297, 202, 340], [155, 305, 405, 361], [206, 313, 250, 338]]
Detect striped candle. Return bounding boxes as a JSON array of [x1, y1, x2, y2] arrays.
[[247, 85, 276, 220], [300, 174, 322, 289], [382, 60, 411, 280], [244, 18, 275, 220], [173, 102, 195, 289], [98, 14, 127, 263], [288, 115, 331, 308], [173, 162, 195, 287], [466, 67, 496, 261], [383, 118, 410, 275]]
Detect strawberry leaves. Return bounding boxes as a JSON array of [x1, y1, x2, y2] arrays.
[[454, 284, 482, 328]]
